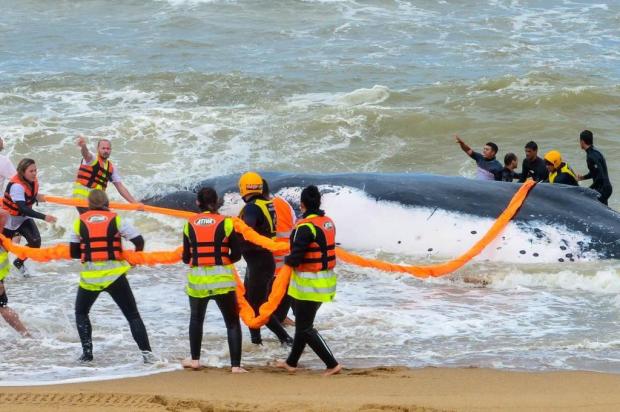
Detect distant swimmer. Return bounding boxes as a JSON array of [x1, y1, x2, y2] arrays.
[[544, 150, 578, 186], [577, 130, 613, 205], [2, 159, 57, 277], [273, 185, 341, 376], [69, 190, 153, 363], [0, 220, 30, 337], [238, 172, 292, 346], [518, 141, 549, 182], [181, 187, 246, 373], [263, 178, 295, 326], [73, 136, 141, 214], [455, 135, 503, 181], [501, 153, 519, 182]]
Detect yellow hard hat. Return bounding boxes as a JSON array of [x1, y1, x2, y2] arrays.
[[544, 150, 562, 169], [238, 171, 263, 197]]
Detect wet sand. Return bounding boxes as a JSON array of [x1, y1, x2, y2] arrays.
[[2, 366, 620, 411]]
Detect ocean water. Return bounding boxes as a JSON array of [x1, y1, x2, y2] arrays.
[[0, 0, 619, 384]]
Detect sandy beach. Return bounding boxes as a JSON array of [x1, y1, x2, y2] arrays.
[[2, 366, 620, 411]]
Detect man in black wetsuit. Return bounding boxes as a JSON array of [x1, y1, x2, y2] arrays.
[[238, 171, 292, 346], [518, 141, 548, 182], [455, 135, 503, 181], [577, 130, 613, 205], [501, 153, 519, 182]]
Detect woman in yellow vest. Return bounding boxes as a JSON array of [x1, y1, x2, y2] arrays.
[[181, 187, 246, 373], [274, 185, 341, 376], [544, 150, 578, 186], [69, 190, 153, 363]]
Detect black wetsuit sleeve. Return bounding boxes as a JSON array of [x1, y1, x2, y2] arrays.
[[241, 204, 262, 229], [182, 232, 191, 265], [129, 235, 144, 252], [583, 152, 595, 180], [70, 242, 81, 259], [15, 201, 46, 220], [469, 152, 483, 162], [518, 159, 528, 182], [228, 231, 242, 263], [284, 225, 314, 268], [536, 159, 549, 182]]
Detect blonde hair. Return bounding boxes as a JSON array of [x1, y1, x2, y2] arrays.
[[88, 189, 109, 210]]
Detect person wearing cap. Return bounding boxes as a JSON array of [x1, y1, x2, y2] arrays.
[[69, 189, 153, 363], [73, 136, 141, 214], [238, 172, 292, 346], [455, 135, 503, 181], [577, 130, 613, 205], [544, 150, 578, 186]]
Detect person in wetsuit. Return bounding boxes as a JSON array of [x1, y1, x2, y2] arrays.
[[501, 153, 519, 182], [518, 141, 548, 182], [2, 158, 57, 277], [544, 150, 578, 186], [455, 135, 503, 181], [577, 130, 613, 205], [238, 172, 292, 346], [273, 185, 341, 376], [181, 187, 246, 372], [69, 189, 153, 363]]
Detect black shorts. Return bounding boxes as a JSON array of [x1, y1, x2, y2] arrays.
[[0, 280, 7, 308]]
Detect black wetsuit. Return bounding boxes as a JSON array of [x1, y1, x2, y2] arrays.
[[583, 146, 613, 205], [283, 209, 338, 369], [71, 235, 150, 360], [240, 195, 291, 345], [500, 168, 519, 182], [2, 200, 45, 268], [182, 224, 243, 366], [518, 156, 548, 182]]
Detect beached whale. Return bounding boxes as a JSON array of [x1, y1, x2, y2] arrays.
[[144, 173, 620, 261]]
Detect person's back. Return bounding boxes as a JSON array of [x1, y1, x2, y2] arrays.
[[578, 130, 612, 205]]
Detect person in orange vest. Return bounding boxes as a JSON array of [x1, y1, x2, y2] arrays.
[[262, 179, 295, 326], [73, 136, 141, 214], [69, 189, 153, 363], [238, 171, 292, 346], [274, 185, 341, 376], [181, 187, 246, 373], [2, 158, 57, 277]]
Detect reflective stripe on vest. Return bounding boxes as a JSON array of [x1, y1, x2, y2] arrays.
[[75, 156, 114, 192], [253, 198, 277, 238], [75, 211, 123, 263], [549, 163, 577, 184], [185, 213, 232, 267], [295, 215, 337, 273], [186, 264, 236, 298], [0, 250, 9, 281], [2, 175, 39, 216], [287, 270, 337, 302], [79, 260, 131, 291]]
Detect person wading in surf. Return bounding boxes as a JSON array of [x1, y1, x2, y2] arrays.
[[455, 135, 503, 181]]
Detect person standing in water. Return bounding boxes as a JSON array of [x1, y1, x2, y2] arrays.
[[274, 185, 341, 376], [0, 221, 30, 337], [501, 153, 519, 182], [73, 136, 141, 214], [577, 130, 613, 205], [69, 189, 153, 363], [2, 158, 57, 277], [518, 141, 548, 182], [544, 150, 578, 186], [181, 187, 246, 373], [455, 135, 503, 181]]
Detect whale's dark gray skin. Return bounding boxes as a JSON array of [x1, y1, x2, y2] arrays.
[[144, 173, 620, 259]]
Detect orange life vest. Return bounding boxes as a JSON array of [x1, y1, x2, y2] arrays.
[[75, 156, 114, 190], [77, 210, 123, 263], [296, 215, 337, 273], [2, 175, 39, 216], [273, 196, 296, 267], [186, 213, 232, 267]]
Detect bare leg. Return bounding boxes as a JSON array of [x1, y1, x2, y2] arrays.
[[0, 307, 30, 337]]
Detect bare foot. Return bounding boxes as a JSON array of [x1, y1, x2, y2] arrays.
[[271, 359, 297, 373], [231, 366, 248, 373], [282, 316, 295, 327], [323, 364, 342, 376], [181, 358, 202, 370]]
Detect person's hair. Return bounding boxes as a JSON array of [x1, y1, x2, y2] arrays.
[[524, 141, 538, 151], [197, 187, 219, 212], [504, 153, 517, 166], [97, 139, 111, 148], [300, 185, 321, 211], [262, 179, 270, 197], [16, 158, 36, 181], [486, 142, 498, 154], [88, 189, 109, 210], [580, 130, 593, 146]]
